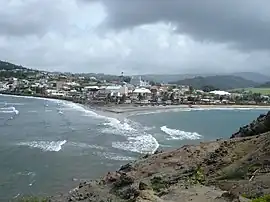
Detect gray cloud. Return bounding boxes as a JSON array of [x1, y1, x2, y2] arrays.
[[0, 0, 270, 75], [100, 0, 270, 51]]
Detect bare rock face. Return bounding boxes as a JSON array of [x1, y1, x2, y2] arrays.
[[231, 111, 270, 138]]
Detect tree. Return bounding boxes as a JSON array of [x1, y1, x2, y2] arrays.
[[202, 85, 217, 92], [170, 93, 175, 102], [189, 86, 194, 94], [137, 93, 143, 101], [162, 92, 169, 101], [252, 93, 262, 104], [120, 94, 127, 104]]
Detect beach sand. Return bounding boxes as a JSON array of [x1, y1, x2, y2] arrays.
[[100, 104, 270, 114]]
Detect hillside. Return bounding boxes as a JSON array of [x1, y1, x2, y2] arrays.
[[138, 72, 270, 84], [0, 60, 27, 70], [170, 75, 258, 90], [233, 72, 270, 84], [257, 81, 270, 88], [49, 112, 270, 202]]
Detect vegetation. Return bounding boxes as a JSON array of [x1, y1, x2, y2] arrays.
[[0, 60, 27, 71], [230, 88, 270, 95], [150, 176, 168, 192], [169, 75, 258, 90], [251, 195, 270, 202], [257, 81, 270, 88]]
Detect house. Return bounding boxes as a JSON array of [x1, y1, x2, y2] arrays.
[[130, 76, 150, 87], [131, 88, 151, 102]]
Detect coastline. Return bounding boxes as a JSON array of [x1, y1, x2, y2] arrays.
[[2, 92, 270, 201], [1, 92, 270, 115], [100, 104, 270, 114]]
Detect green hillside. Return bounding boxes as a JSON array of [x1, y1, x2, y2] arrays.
[[0, 60, 27, 70], [170, 75, 258, 90]]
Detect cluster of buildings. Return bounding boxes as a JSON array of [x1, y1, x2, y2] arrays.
[[1, 70, 270, 106]]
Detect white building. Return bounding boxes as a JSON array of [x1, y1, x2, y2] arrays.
[[209, 90, 231, 96], [130, 76, 150, 87], [98, 85, 128, 97]]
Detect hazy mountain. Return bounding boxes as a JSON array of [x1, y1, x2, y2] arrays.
[[138, 72, 270, 84], [233, 72, 270, 84], [169, 75, 258, 90], [257, 81, 270, 88]]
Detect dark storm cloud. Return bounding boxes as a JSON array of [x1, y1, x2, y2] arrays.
[[98, 0, 270, 50]]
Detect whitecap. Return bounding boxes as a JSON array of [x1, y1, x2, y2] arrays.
[[94, 151, 136, 161], [101, 119, 136, 135], [0, 106, 19, 114], [161, 126, 202, 140], [17, 140, 67, 152], [68, 142, 104, 150], [112, 133, 159, 154], [57, 102, 160, 154]]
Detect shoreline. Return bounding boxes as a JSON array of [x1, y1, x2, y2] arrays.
[[1, 92, 270, 115], [100, 104, 270, 114]]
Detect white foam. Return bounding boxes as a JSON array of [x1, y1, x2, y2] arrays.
[[68, 142, 104, 150], [0, 106, 19, 114], [17, 140, 67, 152], [0, 102, 24, 106], [102, 119, 136, 135], [112, 133, 159, 154], [57, 101, 159, 154], [94, 151, 136, 161], [161, 126, 202, 140]]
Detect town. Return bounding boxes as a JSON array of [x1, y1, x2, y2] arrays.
[[1, 66, 270, 107]]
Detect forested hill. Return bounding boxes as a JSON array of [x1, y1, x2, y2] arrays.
[[0, 60, 28, 71], [169, 75, 258, 90]]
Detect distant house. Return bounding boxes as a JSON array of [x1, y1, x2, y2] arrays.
[[131, 88, 151, 102], [209, 90, 231, 96], [130, 76, 150, 87]]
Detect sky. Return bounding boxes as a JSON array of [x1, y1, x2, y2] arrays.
[[0, 0, 270, 75]]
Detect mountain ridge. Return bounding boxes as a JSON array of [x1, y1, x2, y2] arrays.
[[169, 75, 258, 90]]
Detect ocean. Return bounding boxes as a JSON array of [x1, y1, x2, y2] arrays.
[[0, 94, 268, 200]]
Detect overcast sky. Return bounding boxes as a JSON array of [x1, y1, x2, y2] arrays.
[[0, 0, 270, 75]]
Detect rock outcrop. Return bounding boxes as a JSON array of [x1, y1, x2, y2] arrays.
[[231, 111, 270, 138], [49, 112, 270, 202]]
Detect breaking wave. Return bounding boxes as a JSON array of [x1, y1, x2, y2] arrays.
[[17, 140, 67, 152], [60, 102, 159, 154], [112, 134, 159, 154], [94, 151, 137, 161], [161, 126, 202, 140], [0, 106, 19, 114]]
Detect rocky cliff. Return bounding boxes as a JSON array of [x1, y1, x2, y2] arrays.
[[49, 112, 270, 202], [231, 111, 270, 138]]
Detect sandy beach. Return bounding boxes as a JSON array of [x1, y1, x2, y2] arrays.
[[100, 104, 270, 114]]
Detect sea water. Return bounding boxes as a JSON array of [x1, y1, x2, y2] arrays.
[[0, 94, 268, 200]]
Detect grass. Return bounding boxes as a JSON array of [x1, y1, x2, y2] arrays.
[[150, 176, 168, 192], [230, 88, 270, 95], [252, 195, 270, 202]]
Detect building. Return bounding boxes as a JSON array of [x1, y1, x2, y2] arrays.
[[130, 76, 150, 87]]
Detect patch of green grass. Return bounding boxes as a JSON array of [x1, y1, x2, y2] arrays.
[[252, 195, 270, 202], [217, 166, 248, 180], [230, 88, 270, 95], [186, 167, 206, 185], [150, 176, 168, 192]]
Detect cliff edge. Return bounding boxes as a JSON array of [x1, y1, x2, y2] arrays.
[[50, 113, 270, 202]]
